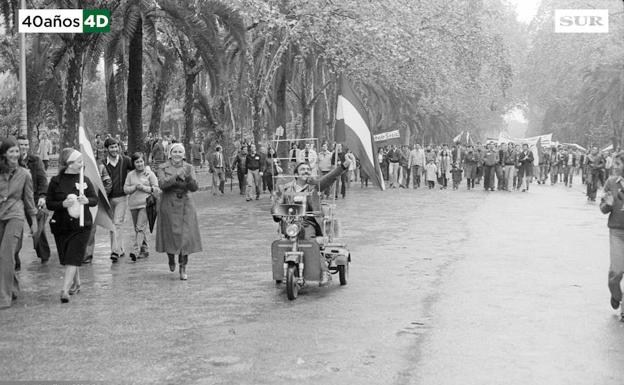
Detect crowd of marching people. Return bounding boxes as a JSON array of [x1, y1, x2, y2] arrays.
[[375, 141, 614, 201], [0, 129, 619, 309]]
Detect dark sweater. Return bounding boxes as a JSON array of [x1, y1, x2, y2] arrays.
[[104, 155, 133, 198]]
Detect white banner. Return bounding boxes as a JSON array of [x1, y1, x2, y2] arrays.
[[554, 9, 609, 33], [373, 130, 400, 142]]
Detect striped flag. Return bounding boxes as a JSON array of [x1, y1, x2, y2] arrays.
[[335, 77, 385, 190], [79, 126, 115, 231]]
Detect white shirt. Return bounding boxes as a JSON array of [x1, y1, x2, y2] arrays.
[[107, 155, 119, 167]]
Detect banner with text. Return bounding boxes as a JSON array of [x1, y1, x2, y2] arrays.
[[373, 130, 400, 142]]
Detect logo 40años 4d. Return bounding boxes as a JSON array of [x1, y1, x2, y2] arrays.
[[18, 9, 110, 33]]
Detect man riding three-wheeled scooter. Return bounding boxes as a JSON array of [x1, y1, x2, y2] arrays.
[[270, 145, 351, 300]]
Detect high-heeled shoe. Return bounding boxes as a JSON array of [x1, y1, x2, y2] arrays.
[[69, 284, 81, 295], [60, 291, 69, 303]]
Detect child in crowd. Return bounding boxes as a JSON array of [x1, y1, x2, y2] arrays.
[[425, 159, 437, 189], [451, 163, 463, 190]]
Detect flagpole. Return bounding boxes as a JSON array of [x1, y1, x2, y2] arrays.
[[18, 0, 27, 136]]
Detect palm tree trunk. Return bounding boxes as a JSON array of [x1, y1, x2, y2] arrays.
[[275, 49, 289, 168], [61, 42, 85, 148], [105, 56, 119, 136], [183, 72, 196, 150], [127, 15, 143, 153], [149, 47, 175, 136]]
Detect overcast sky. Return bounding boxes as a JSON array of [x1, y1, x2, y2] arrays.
[[509, 0, 542, 23]]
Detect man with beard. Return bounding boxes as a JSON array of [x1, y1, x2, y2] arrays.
[[271, 159, 351, 285]]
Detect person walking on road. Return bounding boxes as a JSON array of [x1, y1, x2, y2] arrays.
[[37, 132, 52, 171], [232, 146, 247, 196], [46, 148, 98, 303], [425, 159, 437, 189], [0, 137, 37, 309], [124, 152, 160, 261], [463, 145, 478, 190], [245, 144, 263, 201], [482, 142, 499, 191], [103, 137, 134, 263], [517, 143, 534, 192], [409, 144, 425, 189], [156, 143, 202, 280], [599, 151, 624, 320], [587, 146, 606, 202], [14, 135, 49, 268], [387, 144, 401, 188], [209, 145, 226, 195]]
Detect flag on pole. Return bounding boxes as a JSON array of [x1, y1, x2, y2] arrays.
[[79, 126, 115, 231], [335, 77, 385, 190], [453, 131, 472, 146]]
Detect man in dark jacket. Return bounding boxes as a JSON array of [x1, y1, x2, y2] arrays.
[[14, 136, 49, 269], [245, 144, 263, 201], [231, 146, 247, 196], [482, 142, 499, 191], [103, 137, 133, 262]]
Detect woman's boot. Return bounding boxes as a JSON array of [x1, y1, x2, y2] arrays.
[[168, 254, 175, 272], [179, 255, 188, 280]]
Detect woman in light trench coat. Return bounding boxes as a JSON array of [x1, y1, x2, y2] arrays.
[[156, 143, 202, 280]]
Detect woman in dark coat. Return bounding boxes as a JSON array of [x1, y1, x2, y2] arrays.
[[47, 148, 98, 303], [156, 143, 202, 280]]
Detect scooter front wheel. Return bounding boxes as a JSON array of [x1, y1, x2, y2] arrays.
[[286, 264, 299, 300]]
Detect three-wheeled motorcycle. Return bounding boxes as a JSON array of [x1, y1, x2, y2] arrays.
[[271, 190, 350, 300]]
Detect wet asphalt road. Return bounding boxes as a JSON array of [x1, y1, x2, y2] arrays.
[[1, 182, 621, 384]]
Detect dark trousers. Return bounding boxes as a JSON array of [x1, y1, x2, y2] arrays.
[[411, 166, 421, 188], [15, 212, 51, 266], [237, 171, 246, 195], [483, 165, 495, 190], [587, 169, 604, 200], [334, 172, 348, 198], [263, 173, 274, 193], [402, 165, 410, 187]]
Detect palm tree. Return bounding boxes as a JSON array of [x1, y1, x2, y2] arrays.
[[157, 0, 245, 149]]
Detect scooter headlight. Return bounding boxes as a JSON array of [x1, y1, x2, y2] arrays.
[[285, 223, 300, 237]]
